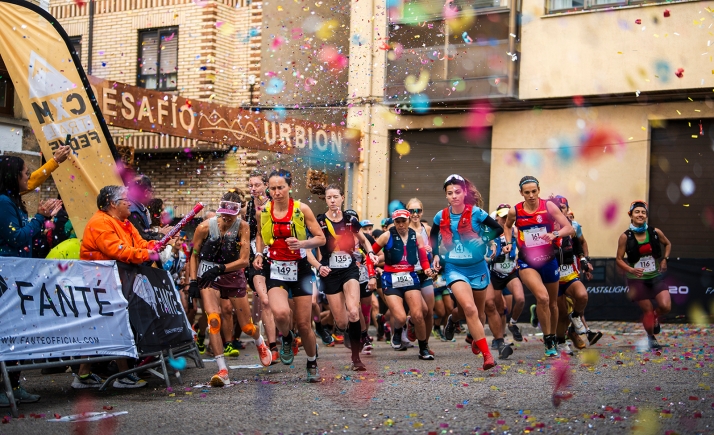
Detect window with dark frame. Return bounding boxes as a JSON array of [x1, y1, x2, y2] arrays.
[[69, 36, 82, 60], [0, 57, 14, 117], [137, 27, 178, 91]]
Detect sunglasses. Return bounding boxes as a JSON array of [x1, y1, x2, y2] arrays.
[[409, 208, 422, 214], [443, 174, 465, 188], [629, 200, 648, 212]]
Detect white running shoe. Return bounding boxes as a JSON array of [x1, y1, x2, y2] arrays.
[[557, 341, 574, 356], [569, 313, 586, 335]]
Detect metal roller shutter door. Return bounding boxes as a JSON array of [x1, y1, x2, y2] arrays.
[[388, 128, 492, 220], [649, 120, 714, 258]]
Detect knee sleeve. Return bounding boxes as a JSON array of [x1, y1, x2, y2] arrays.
[[242, 322, 257, 336], [207, 312, 221, 335]]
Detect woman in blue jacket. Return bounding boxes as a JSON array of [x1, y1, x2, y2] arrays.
[[0, 156, 62, 407]]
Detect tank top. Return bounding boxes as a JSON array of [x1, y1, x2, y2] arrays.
[[199, 217, 241, 264], [514, 199, 555, 265], [626, 231, 661, 280]]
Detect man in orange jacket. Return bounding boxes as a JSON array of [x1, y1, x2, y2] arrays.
[[75, 185, 159, 390]]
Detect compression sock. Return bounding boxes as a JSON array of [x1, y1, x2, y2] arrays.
[[215, 354, 227, 371], [475, 338, 490, 356], [348, 321, 362, 360]]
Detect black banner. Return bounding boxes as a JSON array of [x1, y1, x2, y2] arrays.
[[116, 263, 193, 353], [517, 258, 714, 323]]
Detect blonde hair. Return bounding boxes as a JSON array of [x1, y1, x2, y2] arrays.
[[406, 198, 423, 209]]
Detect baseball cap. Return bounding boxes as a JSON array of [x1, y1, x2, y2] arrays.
[[392, 209, 410, 220], [360, 219, 374, 227], [495, 203, 510, 217], [216, 200, 241, 216]]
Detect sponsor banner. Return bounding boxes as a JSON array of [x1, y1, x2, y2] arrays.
[[0, 258, 136, 361], [88, 76, 361, 162], [517, 258, 713, 322], [0, 0, 123, 238], [116, 263, 193, 354]]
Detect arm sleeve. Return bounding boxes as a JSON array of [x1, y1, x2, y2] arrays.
[[127, 211, 163, 241], [418, 247, 431, 271], [93, 229, 151, 264], [23, 159, 59, 194], [429, 224, 441, 255], [481, 216, 504, 239], [371, 242, 383, 254], [0, 209, 46, 250]]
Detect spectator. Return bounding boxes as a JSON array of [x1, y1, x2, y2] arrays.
[[20, 145, 71, 195], [127, 175, 172, 242], [75, 185, 157, 389], [147, 198, 164, 228], [0, 155, 63, 407]]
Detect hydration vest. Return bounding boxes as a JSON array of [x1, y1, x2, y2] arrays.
[[199, 217, 241, 263], [438, 205, 480, 251], [624, 226, 661, 264], [383, 227, 418, 266], [260, 198, 307, 246]]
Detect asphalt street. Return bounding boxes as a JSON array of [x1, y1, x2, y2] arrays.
[[1, 322, 712, 434]]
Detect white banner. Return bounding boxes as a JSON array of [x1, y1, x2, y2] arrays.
[[0, 258, 137, 361]]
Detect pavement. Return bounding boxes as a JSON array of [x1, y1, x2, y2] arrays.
[[1, 321, 712, 434]]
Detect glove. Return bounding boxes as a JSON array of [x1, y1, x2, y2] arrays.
[[188, 280, 200, 299], [199, 264, 226, 287]]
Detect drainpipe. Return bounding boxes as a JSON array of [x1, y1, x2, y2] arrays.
[[507, 0, 518, 97], [87, 0, 95, 75]]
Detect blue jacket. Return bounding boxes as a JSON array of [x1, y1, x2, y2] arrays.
[[0, 194, 46, 258]]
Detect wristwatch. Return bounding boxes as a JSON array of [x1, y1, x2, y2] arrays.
[[664, 256, 669, 261], [553, 231, 560, 238]]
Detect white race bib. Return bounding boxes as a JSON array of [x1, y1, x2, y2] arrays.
[[559, 263, 575, 276], [197, 260, 217, 278], [392, 272, 415, 288], [493, 260, 516, 275], [448, 242, 473, 260], [270, 260, 298, 281], [635, 255, 656, 273], [358, 265, 369, 284], [523, 227, 549, 248], [329, 251, 352, 269]]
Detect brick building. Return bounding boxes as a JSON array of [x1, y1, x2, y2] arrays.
[[43, 0, 264, 213]]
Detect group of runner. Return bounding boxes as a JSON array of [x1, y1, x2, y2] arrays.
[[181, 170, 674, 384]]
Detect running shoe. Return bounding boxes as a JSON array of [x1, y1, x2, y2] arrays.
[[0, 392, 12, 408], [482, 353, 496, 371], [210, 369, 230, 387], [444, 315, 457, 341], [257, 341, 272, 367], [295, 336, 303, 348], [280, 333, 295, 365], [466, 333, 474, 345], [377, 315, 385, 341], [306, 365, 320, 383], [586, 330, 603, 346], [390, 330, 407, 351], [432, 327, 441, 340], [361, 337, 373, 355], [13, 386, 40, 403], [384, 323, 392, 342], [529, 304, 538, 328], [317, 327, 334, 345], [332, 332, 345, 344], [71, 372, 105, 389], [401, 328, 414, 348], [498, 342, 514, 360], [232, 340, 246, 350], [418, 348, 434, 360], [113, 373, 147, 389], [491, 338, 499, 350], [653, 319, 661, 335], [508, 323, 523, 342], [351, 360, 367, 371], [557, 341, 574, 356], [293, 337, 301, 356], [568, 326, 586, 350], [648, 336, 662, 350], [544, 337, 559, 358], [406, 317, 417, 342], [342, 330, 351, 350], [270, 349, 279, 365], [569, 313, 586, 335], [224, 343, 240, 357], [197, 335, 206, 354]]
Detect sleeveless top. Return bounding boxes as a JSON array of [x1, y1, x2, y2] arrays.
[[199, 217, 242, 264], [514, 199, 555, 265]]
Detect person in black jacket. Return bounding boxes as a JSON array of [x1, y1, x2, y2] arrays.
[[128, 175, 173, 242]]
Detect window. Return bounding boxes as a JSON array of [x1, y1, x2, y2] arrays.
[[69, 36, 82, 60], [548, 0, 637, 13], [138, 27, 178, 91], [0, 58, 14, 117]]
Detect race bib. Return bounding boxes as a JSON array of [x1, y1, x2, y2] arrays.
[[358, 265, 369, 284], [635, 255, 656, 273], [197, 261, 217, 278], [270, 260, 298, 281], [559, 263, 575, 276], [392, 272, 415, 288], [523, 227, 549, 248], [329, 251, 352, 269], [493, 260, 516, 275], [448, 242, 473, 260]]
